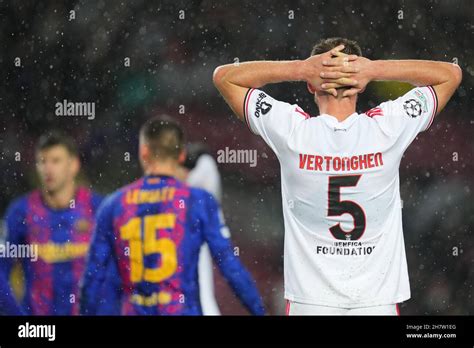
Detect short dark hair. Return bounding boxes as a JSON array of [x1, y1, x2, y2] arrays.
[[140, 115, 185, 161], [36, 131, 79, 157], [311, 37, 362, 57]]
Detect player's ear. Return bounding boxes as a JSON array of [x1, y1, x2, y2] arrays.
[[70, 155, 81, 177], [307, 82, 316, 94], [139, 143, 150, 165], [178, 149, 186, 165]]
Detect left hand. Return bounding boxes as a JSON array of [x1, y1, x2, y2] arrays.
[[320, 55, 373, 97], [303, 45, 359, 96]]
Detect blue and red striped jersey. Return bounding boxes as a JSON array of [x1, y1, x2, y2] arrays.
[[0, 187, 109, 315], [80, 175, 265, 315]]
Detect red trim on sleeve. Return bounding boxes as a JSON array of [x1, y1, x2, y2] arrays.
[[285, 300, 291, 315], [424, 86, 438, 131], [243, 88, 256, 133]]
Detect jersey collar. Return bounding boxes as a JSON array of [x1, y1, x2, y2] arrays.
[[318, 112, 360, 131]]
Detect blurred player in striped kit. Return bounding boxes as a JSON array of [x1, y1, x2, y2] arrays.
[[0, 132, 118, 315], [80, 116, 264, 315]]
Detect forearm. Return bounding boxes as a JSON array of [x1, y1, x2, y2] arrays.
[[80, 251, 110, 315], [214, 60, 307, 89], [214, 248, 265, 315], [80, 272, 105, 315], [95, 259, 122, 315], [221, 259, 265, 315], [213, 46, 355, 119], [369, 60, 461, 87], [368, 59, 462, 113]]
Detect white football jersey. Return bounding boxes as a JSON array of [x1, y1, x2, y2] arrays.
[[244, 86, 437, 307]]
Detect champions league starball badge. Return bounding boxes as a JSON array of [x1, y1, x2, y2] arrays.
[[403, 99, 423, 118]]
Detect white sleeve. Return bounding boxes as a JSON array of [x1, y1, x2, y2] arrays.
[[198, 243, 221, 315], [243, 88, 309, 156], [187, 155, 222, 203], [371, 86, 438, 148]]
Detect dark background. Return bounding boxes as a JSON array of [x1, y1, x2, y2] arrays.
[[0, 0, 472, 315]]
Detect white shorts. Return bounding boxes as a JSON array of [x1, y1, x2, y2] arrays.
[[285, 300, 401, 316]]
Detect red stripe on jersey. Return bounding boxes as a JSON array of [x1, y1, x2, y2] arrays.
[[364, 107, 384, 118], [295, 106, 310, 119], [244, 88, 256, 133], [285, 300, 291, 315], [396, 303, 400, 316]]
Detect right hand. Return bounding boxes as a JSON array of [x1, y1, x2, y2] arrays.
[[302, 45, 359, 97], [319, 56, 374, 97]]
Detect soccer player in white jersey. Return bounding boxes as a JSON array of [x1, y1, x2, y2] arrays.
[[213, 37, 462, 315], [176, 143, 227, 315]]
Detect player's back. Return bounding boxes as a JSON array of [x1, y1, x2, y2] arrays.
[[286, 112, 401, 242], [282, 111, 410, 305], [107, 175, 209, 315], [243, 86, 437, 307]]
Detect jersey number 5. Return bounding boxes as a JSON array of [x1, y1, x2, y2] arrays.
[[120, 213, 178, 283], [328, 175, 366, 240]]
